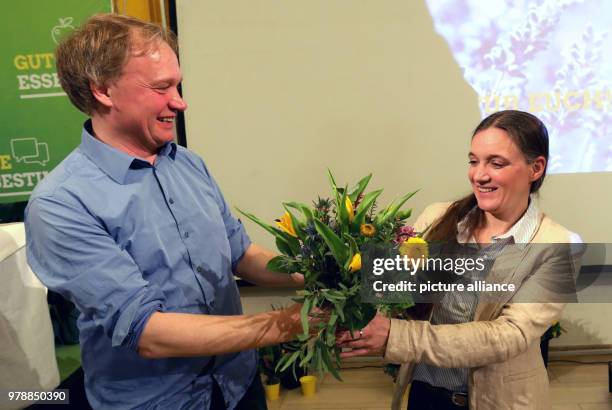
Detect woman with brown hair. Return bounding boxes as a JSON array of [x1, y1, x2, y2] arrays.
[[338, 110, 581, 410]]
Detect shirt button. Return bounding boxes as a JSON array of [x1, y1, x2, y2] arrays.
[[169, 198, 174, 204], [196, 266, 204, 273], [184, 231, 189, 238]]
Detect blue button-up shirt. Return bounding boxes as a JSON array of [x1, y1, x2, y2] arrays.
[[25, 121, 257, 409]]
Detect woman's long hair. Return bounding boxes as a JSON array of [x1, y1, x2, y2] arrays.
[[425, 110, 549, 242]]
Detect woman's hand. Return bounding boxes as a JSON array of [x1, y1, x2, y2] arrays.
[[336, 314, 391, 358]]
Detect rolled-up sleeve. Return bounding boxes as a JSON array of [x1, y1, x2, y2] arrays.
[[25, 195, 166, 350]]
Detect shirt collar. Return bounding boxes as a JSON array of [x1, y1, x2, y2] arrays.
[[457, 195, 540, 244], [492, 196, 539, 244], [79, 120, 177, 184]]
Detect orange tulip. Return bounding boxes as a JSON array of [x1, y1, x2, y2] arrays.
[[348, 253, 361, 272], [275, 212, 297, 237], [345, 197, 355, 222]]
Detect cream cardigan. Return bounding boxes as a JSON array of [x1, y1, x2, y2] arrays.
[[386, 203, 582, 410]]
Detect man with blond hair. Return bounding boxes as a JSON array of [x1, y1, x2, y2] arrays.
[[26, 14, 303, 410]]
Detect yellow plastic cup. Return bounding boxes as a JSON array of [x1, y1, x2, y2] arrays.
[[299, 375, 317, 397], [264, 382, 280, 401]]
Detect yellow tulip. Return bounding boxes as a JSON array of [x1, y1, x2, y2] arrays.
[[275, 212, 297, 237], [360, 223, 376, 237], [348, 253, 361, 272], [345, 197, 355, 222], [399, 237, 428, 260]]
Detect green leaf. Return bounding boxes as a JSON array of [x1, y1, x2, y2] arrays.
[[275, 353, 290, 373], [322, 293, 341, 303], [326, 331, 335, 346], [275, 237, 293, 256], [313, 219, 349, 267], [327, 169, 338, 193], [320, 343, 342, 381], [348, 173, 372, 202], [236, 207, 300, 256], [352, 189, 383, 228], [325, 289, 346, 300], [284, 201, 314, 222], [236, 207, 284, 238], [266, 255, 296, 273], [299, 342, 315, 367], [300, 297, 312, 337], [344, 233, 359, 255], [314, 344, 323, 374], [378, 190, 419, 225], [277, 350, 301, 373], [396, 208, 412, 221], [328, 310, 338, 327], [374, 206, 389, 226], [336, 303, 345, 322], [284, 236, 301, 256], [325, 322, 338, 346]]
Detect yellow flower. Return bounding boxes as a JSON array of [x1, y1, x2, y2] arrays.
[[345, 197, 355, 222], [360, 223, 376, 237], [348, 253, 361, 272], [275, 212, 297, 237], [399, 237, 428, 260]]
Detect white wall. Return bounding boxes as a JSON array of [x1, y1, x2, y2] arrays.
[[177, 0, 612, 348]]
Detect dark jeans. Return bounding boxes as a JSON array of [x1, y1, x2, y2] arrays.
[[210, 373, 267, 410], [407, 380, 469, 410]]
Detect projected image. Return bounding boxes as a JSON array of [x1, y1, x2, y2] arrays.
[[425, 0, 612, 173]]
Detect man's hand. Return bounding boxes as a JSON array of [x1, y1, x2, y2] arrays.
[[336, 314, 391, 358], [139, 302, 308, 358], [289, 272, 304, 287], [283, 303, 330, 337], [236, 244, 305, 288], [281, 302, 303, 334]]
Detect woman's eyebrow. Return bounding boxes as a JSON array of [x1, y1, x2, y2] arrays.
[[468, 152, 508, 161], [486, 154, 508, 161]]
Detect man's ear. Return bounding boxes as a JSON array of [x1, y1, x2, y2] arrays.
[[90, 81, 113, 109], [531, 156, 547, 181]]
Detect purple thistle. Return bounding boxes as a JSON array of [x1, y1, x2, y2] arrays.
[[394, 225, 416, 244]]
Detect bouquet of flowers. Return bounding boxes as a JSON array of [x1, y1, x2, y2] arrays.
[[238, 171, 421, 379]]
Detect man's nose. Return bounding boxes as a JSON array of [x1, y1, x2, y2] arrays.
[[168, 91, 187, 112]]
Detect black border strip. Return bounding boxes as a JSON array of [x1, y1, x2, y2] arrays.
[[580, 265, 612, 274], [168, 0, 187, 148]]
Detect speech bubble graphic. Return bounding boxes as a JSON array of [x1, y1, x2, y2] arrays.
[[10, 138, 39, 162], [34, 143, 50, 166], [10, 138, 50, 166]]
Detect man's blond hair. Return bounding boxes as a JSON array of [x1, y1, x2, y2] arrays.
[[56, 13, 178, 115]]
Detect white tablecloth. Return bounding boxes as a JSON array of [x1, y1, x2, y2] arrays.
[[0, 223, 59, 409]]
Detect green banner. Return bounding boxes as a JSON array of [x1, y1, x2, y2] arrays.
[[0, 0, 111, 204]]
